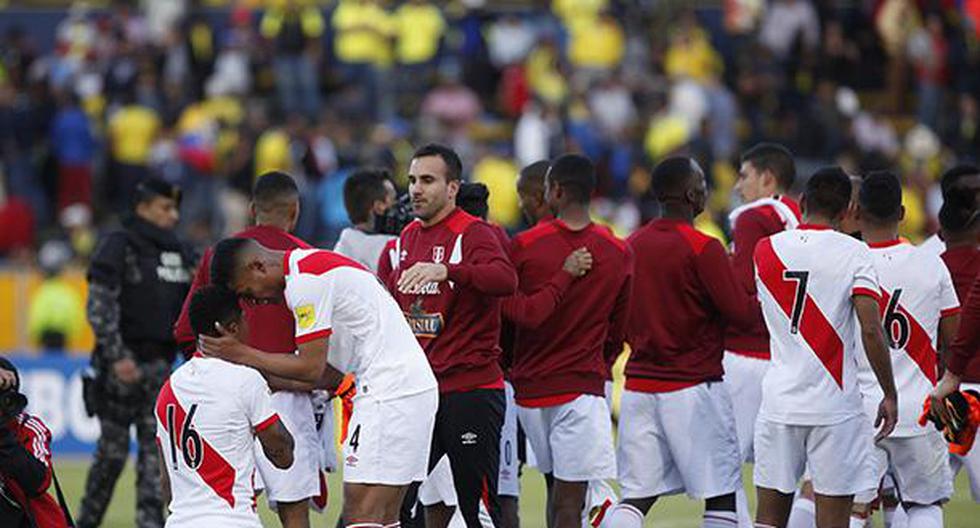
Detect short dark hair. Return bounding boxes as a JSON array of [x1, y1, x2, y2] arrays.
[[940, 164, 980, 197], [210, 238, 253, 289], [519, 160, 550, 188], [457, 182, 490, 220], [859, 171, 903, 223], [343, 169, 391, 224], [413, 144, 463, 182], [940, 185, 978, 232], [651, 156, 700, 200], [189, 286, 242, 338], [548, 154, 595, 204], [740, 142, 796, 191], [804, 167, 853, 219], [253, 171, 299, 211]]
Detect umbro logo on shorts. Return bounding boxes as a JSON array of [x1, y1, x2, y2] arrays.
[[346, 455, 358, 467], [461, 432, 478, 445]]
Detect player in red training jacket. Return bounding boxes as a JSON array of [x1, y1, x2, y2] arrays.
[[173, 172, 323, 528], [603, 157, 756, 528], [504, 155, 631, 528], [386, 144, 517, 527]]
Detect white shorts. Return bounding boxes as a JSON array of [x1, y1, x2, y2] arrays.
[[418, 456, 457, 506], [499, 381, 520, 497], [854, 432, 953, 504], [518, 394, 616, 482], [951, 382, 980, 502], [617, 382, 741, 499], [722, 351, 768, 462], [342, 388, 438, 485], [254, 391, 320, 503], [754, 415, 873, 496]]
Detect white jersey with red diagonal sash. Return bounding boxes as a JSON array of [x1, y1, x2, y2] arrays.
[[155, 355, 280, 528], [283, 248, 437, 401], [754, 225, 881, 425], [856, 240, 960, 436]]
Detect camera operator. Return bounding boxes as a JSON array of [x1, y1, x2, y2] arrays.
[[0, 358, 70, 528]]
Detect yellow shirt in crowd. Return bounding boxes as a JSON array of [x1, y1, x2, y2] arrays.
[[108, 105, 160, 165], [255, 128, 292, 179], [393, 2, 445, 65], [664, 29, 724, 83], [332, 0, 393, 66], [473, 155, 521, 228], [567, 16, 625, 69], [28, 278, 85, 347]]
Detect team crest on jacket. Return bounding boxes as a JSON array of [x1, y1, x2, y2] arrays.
[[432, 246, 445, 264], [405, 298, 444, 338]]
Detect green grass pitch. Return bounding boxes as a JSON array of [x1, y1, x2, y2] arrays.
[[53, 457, 977, 527]]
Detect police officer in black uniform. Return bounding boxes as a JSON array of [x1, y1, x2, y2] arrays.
[[77, 179, 194, 528]]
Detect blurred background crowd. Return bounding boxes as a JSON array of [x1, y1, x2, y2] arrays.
[[2, 0, 980, 352]]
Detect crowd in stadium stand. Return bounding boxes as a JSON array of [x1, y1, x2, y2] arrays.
[[1, 0, 979, 266]]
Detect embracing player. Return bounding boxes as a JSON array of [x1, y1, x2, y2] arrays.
[[173, 172, 324, 526], [752, 167, 898, 528], [848, 171, 960, 528], [203, 238, 438, 528], [157, 286, 295, 528]]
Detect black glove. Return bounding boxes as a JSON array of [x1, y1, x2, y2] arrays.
[[0, 423, 48, 497]]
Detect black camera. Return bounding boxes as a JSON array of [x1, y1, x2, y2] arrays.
[[374, 192, 414, 236]]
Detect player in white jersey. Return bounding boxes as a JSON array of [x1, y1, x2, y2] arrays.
[[202, 239, 439, 528], [849, 172, 961, 528], [156, 286, 295, 528], [752, 167, 898, 528]]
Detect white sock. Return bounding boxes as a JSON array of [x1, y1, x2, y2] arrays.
[[346, 524, 384, 528], [383, 524, 401, 528], [848, 515, 868, 528], [905, 505, 942, 528], [884, 504, 908, 528], [735, 488, 753, 527], [703, 510, 738, 527], [786, 496, 815, 528], [602, 503, 644, 528]]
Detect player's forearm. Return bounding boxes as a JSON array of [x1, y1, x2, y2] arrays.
[[447, 259, 518, 295], [266, 374, 316, 393], [243, 347, 324, 383], [501, 272, 574, 328]]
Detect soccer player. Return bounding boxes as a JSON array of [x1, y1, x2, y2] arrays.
[[203, 239, 439, 528], [752, 167, 898, 528], [849, 171, 960, 528], [334, 168, 397, 273], [603, 157, 754, 528], [504, 154, 630, 528], [387, 144, 517, 527], [157, 286, 295, 528], [936, 167, 980, 504], [173, 171, 323, 527], [725, 143, 800, 469]]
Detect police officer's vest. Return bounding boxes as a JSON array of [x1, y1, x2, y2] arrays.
[[93, 218, 194, 359]]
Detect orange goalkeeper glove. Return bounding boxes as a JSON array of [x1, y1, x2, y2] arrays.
[[335, 373, 356, 443], [919, 390, 980, 456]]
